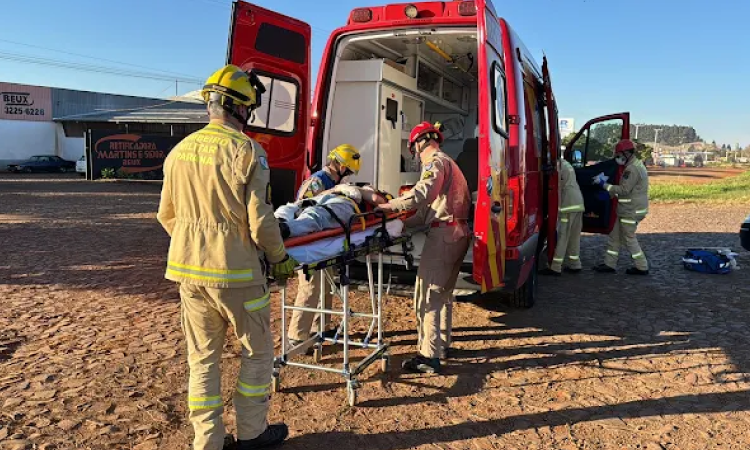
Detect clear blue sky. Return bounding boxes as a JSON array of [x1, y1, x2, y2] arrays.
[[2, 0, 747, 146]]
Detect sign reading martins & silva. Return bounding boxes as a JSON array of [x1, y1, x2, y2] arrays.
[[86, 130, 182, 180]]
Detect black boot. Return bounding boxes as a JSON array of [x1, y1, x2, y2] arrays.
[[237, 424, 289, 450], [563, 267, 582, 274], [625, 267, 649, 276], [592, 264, 616, 273], [402, 355, 441, 374]]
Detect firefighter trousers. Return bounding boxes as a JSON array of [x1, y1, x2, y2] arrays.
[[180, 284, 273, 450], [550, 212, 583, 273], [603, 217, 649, 271], [287, 268, 334, 341], [414, 227, 470, 359]]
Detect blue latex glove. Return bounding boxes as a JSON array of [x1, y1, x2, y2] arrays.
[[591, 172, 609, 187]]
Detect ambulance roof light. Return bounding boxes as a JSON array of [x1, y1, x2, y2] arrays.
[[457, 1, 477, 16], [351, 8, 373, 23], [404, 4, 418, 18]]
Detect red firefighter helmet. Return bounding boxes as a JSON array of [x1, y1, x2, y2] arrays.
[[615, 139, 636, 154], [408, 121, 444, 153]]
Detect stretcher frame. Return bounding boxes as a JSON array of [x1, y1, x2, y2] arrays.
[[272, 211, 419, 406]]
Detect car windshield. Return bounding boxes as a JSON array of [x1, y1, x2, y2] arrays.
[[29, 156, 43, 161]]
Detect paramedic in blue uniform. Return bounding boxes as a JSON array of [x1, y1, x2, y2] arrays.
[[287, 144, 362, 348], [377, 122, 471, 374]]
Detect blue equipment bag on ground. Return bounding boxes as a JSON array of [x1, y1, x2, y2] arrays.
[[682, 249, 733, 274]]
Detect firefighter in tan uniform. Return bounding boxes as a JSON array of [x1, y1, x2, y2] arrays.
[[593, 139, 650, 275], [540, 158, 585, 276], [378, 122, 471, 374], [286, 145, 361, 350], [157, 65, 297, 450]]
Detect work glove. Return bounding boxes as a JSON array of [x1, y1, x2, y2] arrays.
[[271, 254, 299, 281], [591, 172, 608, 187]]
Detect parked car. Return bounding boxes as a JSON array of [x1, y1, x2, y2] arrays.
[[76, 155, 86, 176], [741, 214, 750, 251], [7, 155, 76, 173]]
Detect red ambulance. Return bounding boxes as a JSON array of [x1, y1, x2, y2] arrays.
[[227, 0, 629, 306]]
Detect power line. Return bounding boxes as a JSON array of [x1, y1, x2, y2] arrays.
[[0, 38, 203, 80], [0, 51, 203, 84]]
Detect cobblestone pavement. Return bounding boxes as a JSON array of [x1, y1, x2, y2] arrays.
[[1, 174, 749, 450]]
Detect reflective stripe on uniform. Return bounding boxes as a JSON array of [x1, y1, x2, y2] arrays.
[[620, 218, 637, 225], [188, 395, 223, 411], [569, 255, 580, 261], [632, 252, 645, 260], [553, 257, 564, 263], [636, 208, 649, 215], [236, 380, 270, 397], [618, 198, 632, 203], [607, 250, 619, 256], [560, 218, 569, 223], [606, 185, 613, 192], [167, 262, 253, 283], [560, 204, 584, 212], [243, 292, 271, 312]]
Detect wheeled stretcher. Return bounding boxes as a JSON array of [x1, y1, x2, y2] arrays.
[[272, 210, 421, 406]]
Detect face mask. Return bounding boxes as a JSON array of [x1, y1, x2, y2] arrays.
[[615, 155, 627, 165]]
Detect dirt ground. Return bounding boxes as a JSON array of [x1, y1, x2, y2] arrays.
[[1, 173, 750, 450], [647, 166, 746, 184]]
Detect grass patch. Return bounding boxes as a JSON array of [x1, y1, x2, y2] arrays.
[[650, 170, 750, 202]]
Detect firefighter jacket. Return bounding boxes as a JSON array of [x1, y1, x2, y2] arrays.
[[390, 151, 471, 240], [604, 157, 649, 221], [157, 121, 287, 288], [559, 159, 585, 214]]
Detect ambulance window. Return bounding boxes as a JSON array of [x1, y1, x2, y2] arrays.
[[255, 23, 307, 65], [491, 63, 508, 137], [247, 74, 299, 136]]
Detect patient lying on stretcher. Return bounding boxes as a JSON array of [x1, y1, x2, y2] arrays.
[[275, 184, 390, 239]]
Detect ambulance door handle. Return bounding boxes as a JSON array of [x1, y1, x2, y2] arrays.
[[491, 202, 503, 214]]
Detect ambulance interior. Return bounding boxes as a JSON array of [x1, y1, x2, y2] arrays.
[[322, 28, 480, 267]]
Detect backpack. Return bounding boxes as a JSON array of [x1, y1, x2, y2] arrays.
[[682, 249, 733, 275]]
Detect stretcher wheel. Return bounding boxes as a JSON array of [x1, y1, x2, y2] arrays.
[[380, 356, 389, 373], [313, 346, 323, 363], [272, 374, 281, 393], [347, 385, 357, 407]]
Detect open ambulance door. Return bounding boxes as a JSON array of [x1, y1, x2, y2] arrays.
[[541, 57, 560, 265], [473, 1, 505, 293], [564, 113, 630, 234], [227, 1, 311, 206]]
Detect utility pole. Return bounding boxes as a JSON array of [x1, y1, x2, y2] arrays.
[[634, 124, 641, 141], [654, 128, 662, 157], [175, 80, 178, 97]]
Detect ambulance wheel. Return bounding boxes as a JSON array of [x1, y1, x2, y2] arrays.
[[508, 258, 537, 309]]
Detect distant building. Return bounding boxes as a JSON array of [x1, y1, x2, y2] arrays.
[[1, 81, 207, 170], [559, 118, 576, 138]]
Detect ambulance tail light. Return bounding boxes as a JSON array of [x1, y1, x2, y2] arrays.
[[351, 8, 373, 23], [506, 175, 522, 247], [457, 1, 477, 16]]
